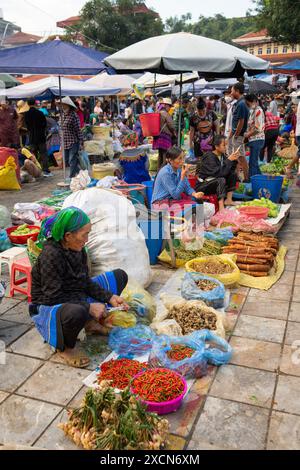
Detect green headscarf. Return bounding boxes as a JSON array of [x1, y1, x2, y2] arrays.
[[39, 207, 90, 242]]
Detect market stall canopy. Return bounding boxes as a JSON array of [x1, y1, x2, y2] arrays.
[[133, 71, 199, 88], [105, 32, 269, 77], [85, 71, 133, 95], [252, 73, 287, 84], [273, 59, 300, 73], [0, 74, 21, 88], [0, 39, 112, 75], [204, 78, 238, 90], [248, 79, 278, 95], [199, 88, 223, 96], [5, 77, 120, 99]]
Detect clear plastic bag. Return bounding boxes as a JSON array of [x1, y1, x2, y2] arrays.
[[148, 330, 232, 378], [181, 272, 225, 309], [0, 205, 11, 229], [108, 325, 156, 358], [121, 281, 156, 322]]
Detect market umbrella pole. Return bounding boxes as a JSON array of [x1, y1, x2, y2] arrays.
[[153, 73, 157, 97], [58, 75, 67, 181], [178, 73, 183, 147]]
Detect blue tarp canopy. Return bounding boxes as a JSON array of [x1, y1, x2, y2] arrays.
[[273, 60, 300, 72], [0, 40, 113, 75]]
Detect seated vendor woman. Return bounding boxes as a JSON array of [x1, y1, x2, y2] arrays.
[[151, 146, 204, 208], [30, 207, 129, 368], [195, 135, 240, 211]]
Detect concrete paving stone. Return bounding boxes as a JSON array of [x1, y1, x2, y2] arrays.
[[275, 270, 296, 287], [295, 274, 300, 286], [33, 410, 79, 450], [167, 435, 186, 451], [285, 321, 300, 346], [289, 303, 300, 322], [225, 312, 239, 333], [0, 298, 22, 315], [241, 299, 289, 321], [0, 395, 62, 446], [0, 319, 30, 346], [0, 353, 42, 393], [67, 386, 89, 409], [167, 389, 205, 438], [285, 250, 299, 271], [9, 328, 54, 360], [230, 337, 281, 372], [17, 362, 90, 406], [226, 293, 247, 315], [274, 375, 300, 415], [233, 315, 286, 344], [292, 286, 300, 303], [210, 364, 276, 408], [280, 345, 300, 377], [279, 240, 300, 250], [147, 282, 164, 296], [0, 392, 9, 404], [230, 286, 250, 296], [188, 397, 269, 450], [267, 411, 300, 450], [1, 302, 34, 325], [248, 284, 293, 302]]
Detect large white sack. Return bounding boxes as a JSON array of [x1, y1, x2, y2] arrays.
[[62, 187, 152, 288]]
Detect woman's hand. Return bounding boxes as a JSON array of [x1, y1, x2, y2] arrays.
[[109, 295, 129, 311], [192, 191, 204, 199], [181, 164, 189, 180], [89, 303, 107, 321], [228, 148, 241, 161]]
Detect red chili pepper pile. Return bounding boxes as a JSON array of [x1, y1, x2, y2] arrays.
[[166, 344, 195, 361], [132, 369, 185, 402], [97, 358, 148, 390]]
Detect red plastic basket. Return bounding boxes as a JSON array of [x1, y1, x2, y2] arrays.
[[6, 226, 40, 245], [139, 113, 161, 137]]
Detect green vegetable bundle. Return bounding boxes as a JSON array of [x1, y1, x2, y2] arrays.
[[240, 198, 279, 218]]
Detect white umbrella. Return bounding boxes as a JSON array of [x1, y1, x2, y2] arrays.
[[105, 32, 269, 77], [85, 72, 133, 95]]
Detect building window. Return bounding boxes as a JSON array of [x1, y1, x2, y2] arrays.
[[266, 46, 271, 54], [282, 46, 288, 53], [249, 48, 254, 55], [258, 47, 263, 55], [273, 46, 278, 54], [292, 44, 297, 52]]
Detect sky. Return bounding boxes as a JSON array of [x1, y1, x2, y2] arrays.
[[1, 0, 254, 36]]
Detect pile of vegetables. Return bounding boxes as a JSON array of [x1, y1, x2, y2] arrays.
[[260, 157, 287, 175], [222, 232, 279, 277], [97, 358, 148, 390], [168, 302, 217, 334], [173, 239, 222, 262], [195, 279, 218, 291], [166, 344, 195, 361], [131, 369, 185, 403], [59, 382, 169, 450], [11, 224, 39, 236], [239, 198, 279, 218], [191, 259, 234, 275]]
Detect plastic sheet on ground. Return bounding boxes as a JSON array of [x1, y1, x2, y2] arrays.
[[238, 245, 287, 290]]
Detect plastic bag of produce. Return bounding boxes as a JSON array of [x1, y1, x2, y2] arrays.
[[121, 280, 156, 322], [108, 325, 156, 358], [0, 206, 10, 229], [149, 333, 207, 378], [0, 157, 21, 190], [151, 295, 226, 338], [102, 310, 137, 331], [185, 254, 240, 287], [0, 229, 12, 252], [204, 229, 234, 246], [181, 273, 225, 308]]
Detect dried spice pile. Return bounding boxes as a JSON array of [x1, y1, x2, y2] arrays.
[[59, 382, 169, 450], [132, 369, 185, 402], [195, 279, 218, 291], [166, 344, 195, 361], [97, 358, 148, 390], [192, 260, 233, 275], [168, 303, 217, 335]]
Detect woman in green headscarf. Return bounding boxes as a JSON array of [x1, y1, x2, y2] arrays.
[[30, 207, 128, 368]]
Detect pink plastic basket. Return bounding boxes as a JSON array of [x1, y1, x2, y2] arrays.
[[131, 368, 188, 415], [237, 206, 269, 219]]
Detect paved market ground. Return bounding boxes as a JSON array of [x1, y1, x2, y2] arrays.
[[1, 173, 300, 450]]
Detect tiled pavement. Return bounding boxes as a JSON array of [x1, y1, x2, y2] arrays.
[[0, 182, 300, 450]]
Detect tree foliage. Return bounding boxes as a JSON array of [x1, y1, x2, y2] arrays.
[[252, 0, 300, 45]]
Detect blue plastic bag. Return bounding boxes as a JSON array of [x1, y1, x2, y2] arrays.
[[181, 272, 226, 309], [0, 229, 12, 252], [204, 229, 234, 246], [108, 325, 156, 358], [149, 330, 232, 378]]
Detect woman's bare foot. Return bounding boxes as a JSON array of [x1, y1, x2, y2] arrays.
[[85, 319, 107, 335], [58, 347, 90, 368]]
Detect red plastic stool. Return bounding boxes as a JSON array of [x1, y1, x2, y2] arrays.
[[10, 257, 32, 302]]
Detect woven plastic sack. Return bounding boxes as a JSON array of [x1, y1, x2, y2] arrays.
[[108, 325, 156, 358], [185, 254, 240, 287], [0, 229, 12, 252], [204, 229, 234, 246], [0, 157, 21, 190], [181, 272, 225, 309], [0, 206, 10, 229]]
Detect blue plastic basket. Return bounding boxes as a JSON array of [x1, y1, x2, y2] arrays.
[[251, 175, 283, 203]]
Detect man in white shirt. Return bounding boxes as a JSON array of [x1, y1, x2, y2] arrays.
[[269, 96, 278, 116]]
